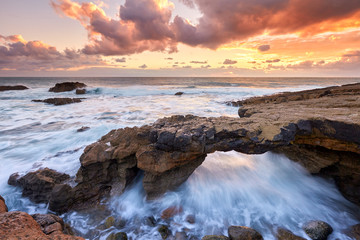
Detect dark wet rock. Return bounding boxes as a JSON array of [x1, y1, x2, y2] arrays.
[[175, 232, 187, 240], [106, 232, 128, 240], [8, 168, 70, 203], [0, 195, 8, 213], [49, 82, 86, 92], [202, 236, 229, 240], [8, 173, 20, 186], [0, 211, 84, 239], [346, 224, 360, 239], [144, 216, 157, 227], [77, 126, 90, 132], [302, 221, 333, 240], [32, 98, 83, 106], [158, 224, 171, 239], [0, 85, 28, 92], [175, 92, 184, 96], [76, 89, 86, 95], [228, 226, 263, 240], [161, 206, 183, 219], [276, 228, 306, 240], [104, 216, 115, 229], [186, 214, 195, 224]]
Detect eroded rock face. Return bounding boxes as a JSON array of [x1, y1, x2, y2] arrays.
[[32, 98, 83, 105], [49, 82, 86, 92], [0, 85, 28, 92]]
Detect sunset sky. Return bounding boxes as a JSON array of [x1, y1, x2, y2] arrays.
[[1, 0, 360, 77]]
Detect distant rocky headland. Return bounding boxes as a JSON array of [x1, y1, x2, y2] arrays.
[[3, 82, 360, 239]]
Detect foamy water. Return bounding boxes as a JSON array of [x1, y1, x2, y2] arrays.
[[1, 77, 360, 239]]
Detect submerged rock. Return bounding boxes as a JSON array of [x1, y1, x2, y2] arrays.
[[185, 214, 196, 224], [276, 228, 306, 240], [0, 85, 28, 92], [106, 232, 128, 240], [77, 126, 90, 132], [76, 89, 86, 95], [104, 216, 115, 229], [346, 224, 360, 239], [49, 82, 86, 92], [202, 235, 229, 240], [161, 206, 183, 219], [302, 221, 333, 240], [158, 225, 171, 239], [32, 98, 83, 105], [228, 226, 263, 240], [0, 195, 8, 213]]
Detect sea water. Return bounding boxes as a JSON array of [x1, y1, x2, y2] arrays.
[[0, 77, 360, 239]]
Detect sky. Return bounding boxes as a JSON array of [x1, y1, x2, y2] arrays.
[[0, 0, 360, 77]]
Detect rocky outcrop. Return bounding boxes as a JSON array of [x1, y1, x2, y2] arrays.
[[0, 85, 28, 92], [49, 82, 86, 92], [175, 92, 184, 96], [0, 196, 8, 213], [32, 98, 83, 105], [228, 226, 263, 240], [9, 83, 360, 212], [8, 168, 70, 203], [226, 83, 360, 107], [302, 221, 333, 240]]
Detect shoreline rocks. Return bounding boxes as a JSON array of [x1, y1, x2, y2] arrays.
[[0, 85, 28, 92], [32, 98, 83, 105], [8, 83, 360, 213], [302, 221, 333, 240], [49, 82, 86, 92], [228, 226, 263, 240], [0, 195, 84, 240]]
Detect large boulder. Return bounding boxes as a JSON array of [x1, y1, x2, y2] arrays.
[[0, 211, 84, 240], [0, 195, 8, 213], [8, 168, 70, 203], [228, 226, 263, 240], [32, 98, 83, 106], [0, 85, 28, 92], [49, 82, 86, 92], [302, 221, 333, 240]]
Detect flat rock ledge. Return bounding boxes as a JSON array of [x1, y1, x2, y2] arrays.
[[9, 83, 360, 213], [32, 98, 83, 106], [0, 85, 28, 92]]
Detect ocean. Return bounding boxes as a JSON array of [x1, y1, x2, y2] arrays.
[[1, 77, 360, 240]]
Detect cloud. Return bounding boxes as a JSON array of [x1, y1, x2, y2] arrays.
[[51, 0, 360, 55], [201, 64, 211, 68], [0, 34, 102, 71], [165, 57, 173, 60], [258, 45, 271, 52], [52, 0, 177, 56], [190, 60, 207, 64], [115, 57, 126, 62], [266, 59, 281, 63], [139, 64, 148, 69], [223, 59, 237, 65]]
